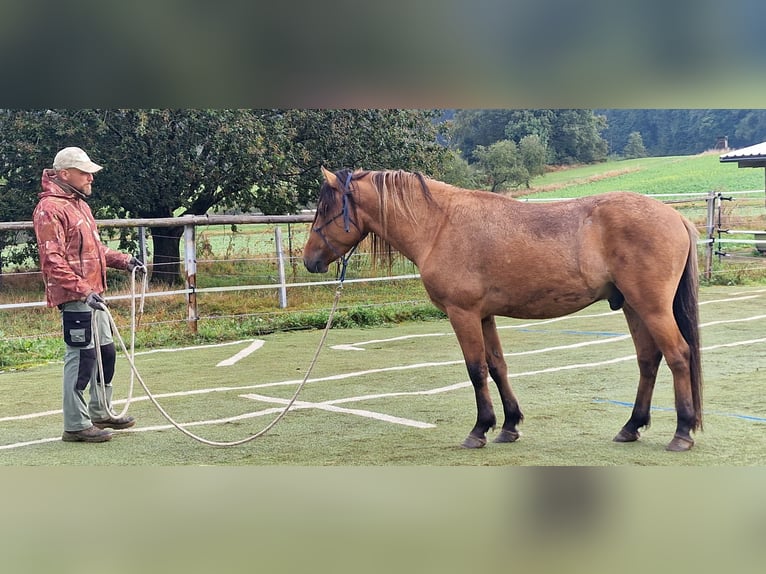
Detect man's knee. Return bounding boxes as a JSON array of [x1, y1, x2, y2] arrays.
[[100, 343, 116, 384], [75, 348, 97, 391]]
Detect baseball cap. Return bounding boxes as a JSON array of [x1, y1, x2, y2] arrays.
[[53, 147, 103, 173]]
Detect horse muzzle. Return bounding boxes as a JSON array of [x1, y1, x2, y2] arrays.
[[303, 256, 329, 274]]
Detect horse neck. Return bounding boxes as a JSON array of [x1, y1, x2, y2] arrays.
[[357, 176, 448, 266]]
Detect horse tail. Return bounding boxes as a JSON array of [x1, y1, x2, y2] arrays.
[[673, 219, 703, 431]]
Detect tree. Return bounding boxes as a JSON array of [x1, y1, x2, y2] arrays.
[[518, 134, 548, 187], [0, 109, 449, 284], [598, 109, 766, 155], [473, 140, 528, 192], [0, 109, 289, 283], [547, 110, 608, 164], [449, 109, 608, 167], [623, 131, 648, 159], [504, 110, 556, 162], [448, 110, 516, 160], [275, 109, 449, 203], [734, 111, 766, 146], [439, 149, 480, 189], [0, 110, 66, 273]]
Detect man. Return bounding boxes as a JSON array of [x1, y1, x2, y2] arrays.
[[33, 147, 145, 443]]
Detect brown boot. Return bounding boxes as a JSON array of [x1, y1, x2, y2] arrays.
[[62, 425, 113, 443], [93, 416, 136, 430]]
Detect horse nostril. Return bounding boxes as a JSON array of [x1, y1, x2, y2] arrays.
[[304, 258, 326, 273]]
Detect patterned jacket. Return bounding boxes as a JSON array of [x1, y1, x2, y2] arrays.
[[33, 169, 131, 308]]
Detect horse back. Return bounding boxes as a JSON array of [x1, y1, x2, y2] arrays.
[[419, 190, 694, 319]]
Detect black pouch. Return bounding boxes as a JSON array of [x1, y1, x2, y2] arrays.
[[62, 310, 92, 347]]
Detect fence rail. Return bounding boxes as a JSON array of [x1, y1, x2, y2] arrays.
[[2, 189, 766, 330]]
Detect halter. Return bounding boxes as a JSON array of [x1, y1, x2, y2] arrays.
[[312, 171, 367, 281]]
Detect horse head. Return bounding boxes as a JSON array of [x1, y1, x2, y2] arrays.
[[303, 167, 368, 274]]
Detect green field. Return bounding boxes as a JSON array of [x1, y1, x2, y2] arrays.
[[2, 151, 766, 374], [525, 152, 764, 199], [2, 284, 765, 466]]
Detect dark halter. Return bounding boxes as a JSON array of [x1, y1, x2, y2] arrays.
[[312, 171, 367, 281]]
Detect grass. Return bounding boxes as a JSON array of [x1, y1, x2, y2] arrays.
[[2, 284, 766, 465], [3, 151, 766, 372], [522, 152, 765, 199]]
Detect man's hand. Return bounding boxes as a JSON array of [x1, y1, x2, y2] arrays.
[[127, 256, 146, 275], [85, 292, 107, 311]]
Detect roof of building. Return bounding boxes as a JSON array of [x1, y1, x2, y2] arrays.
[[720, 142, 766, 166]]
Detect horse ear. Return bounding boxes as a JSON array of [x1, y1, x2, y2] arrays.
[[321, 166, 339, 188]]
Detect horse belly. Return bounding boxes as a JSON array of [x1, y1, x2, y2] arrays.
[[489, 284, 605, 320]]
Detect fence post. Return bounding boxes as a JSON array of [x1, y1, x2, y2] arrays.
[[137, 225, 149, 278], [704, 191, 717, 280], [184, 222, 198, 332], [275, 226, 288, 308]]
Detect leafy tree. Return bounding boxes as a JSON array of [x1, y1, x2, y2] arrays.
[[734, 111, 766, 145], [473, 140, 528, 192], [518, 134, 548, 186], [449, 109, 607, 167], [0, 109, 448, 284], [439, 149, 480, 189], [448, 110, 516, 159], [275, 109, 449, 202], [598, 109, 766, 155], [547, 110, 608, 164], [623, 131, 648, 159], [473, 136, 549, 191], [504, 110, 556, 163], [0, 109, 291, 283], [0, 110, 65, 272]]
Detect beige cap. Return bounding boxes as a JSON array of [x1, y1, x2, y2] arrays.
[[53, 147, 103, 173]]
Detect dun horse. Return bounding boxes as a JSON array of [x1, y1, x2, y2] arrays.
[[303, 168, 702, 452]]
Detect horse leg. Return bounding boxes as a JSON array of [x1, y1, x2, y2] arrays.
[[651, 323, 697, 452], [481, 315, 523, 443], [613, 304, 662, 444], [617, 305, 697, 451], [447, 309, 495, 448]]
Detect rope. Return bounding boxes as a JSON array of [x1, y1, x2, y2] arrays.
[[92, 266, 346, 447], [93, 266, 146, 420]]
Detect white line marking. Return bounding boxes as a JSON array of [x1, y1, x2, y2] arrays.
[[729, 289, 766, 296], [135, 338, 264, 356], [700, 314, 766, 328], [5, 321, 766, 427], [506, 334, 630, 356], [703, 337, 766, 351], [331, 294, 766, 352], [0, 409, 61, 423], [0, 437, 61, 450], [498, 310, 621, 329], [332, 333, 447, 351], [700, 295, 760, 305], [216, 339, 265, 366], [241, 393, 437, 428], [4, 300, 766, 450]]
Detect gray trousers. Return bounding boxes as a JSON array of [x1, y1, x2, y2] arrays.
[[60, 301, 115, 431]]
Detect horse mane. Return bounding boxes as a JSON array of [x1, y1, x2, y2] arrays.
[[367, 169, 434, 269], [320, 168, 434, 270]]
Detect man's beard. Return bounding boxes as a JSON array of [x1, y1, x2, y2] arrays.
[[57, 179, 90, 200]]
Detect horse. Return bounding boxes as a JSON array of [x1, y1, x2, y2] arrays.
[[303, 167, 702, 452]]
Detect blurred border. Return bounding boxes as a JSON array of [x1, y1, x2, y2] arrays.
[[2, 467, 765, 573], [2, 1, 765, 571], [1, 0, 764, 108]]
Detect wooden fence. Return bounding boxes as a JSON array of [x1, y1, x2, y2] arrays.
[[2, 190, 765, 330], [0, 213, 421, 332]]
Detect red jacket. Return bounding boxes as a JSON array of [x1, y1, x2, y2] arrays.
[[33, 169, 131, 308]]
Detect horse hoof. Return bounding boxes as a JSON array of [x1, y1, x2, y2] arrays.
[[493, 429, 520, 443], [666, 435, 694, 452], [461, 435, 487, 449], [613, 428, 640, 443]]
